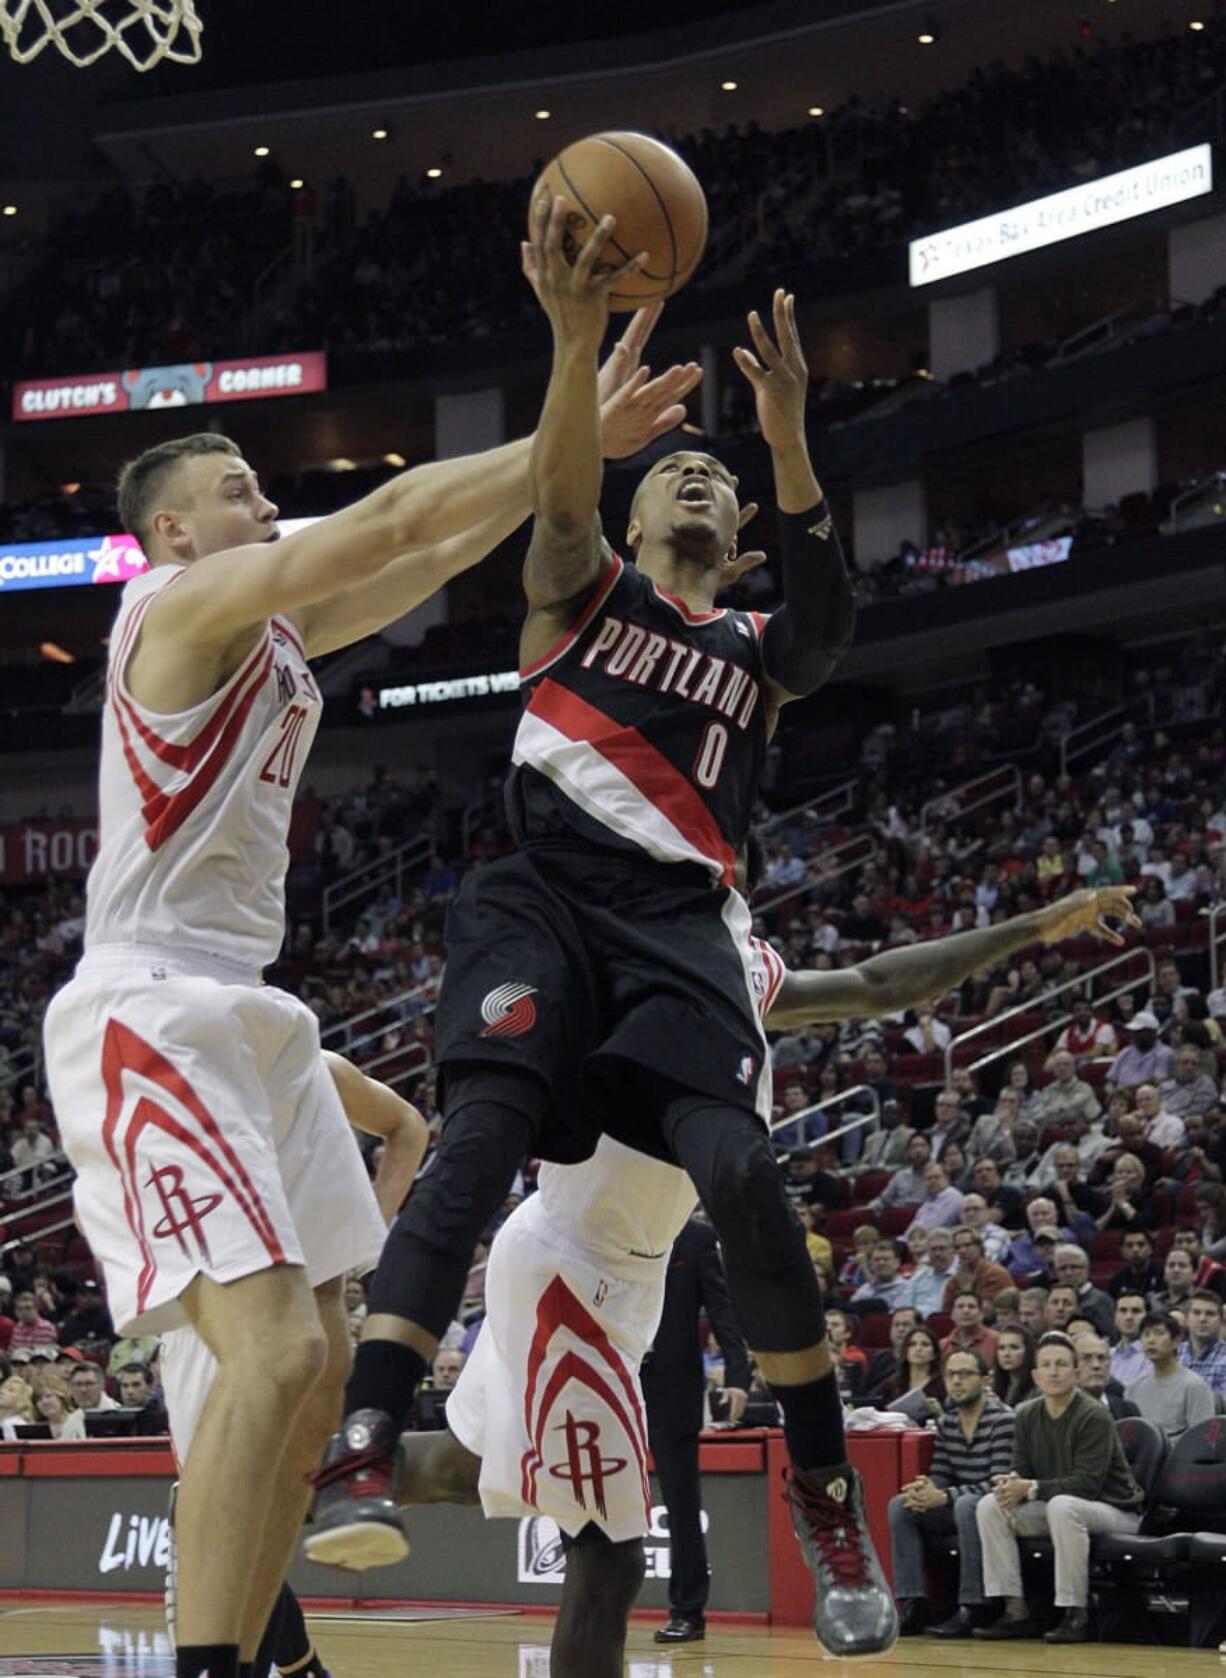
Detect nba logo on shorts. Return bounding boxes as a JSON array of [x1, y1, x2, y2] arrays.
[[479, 982, 538, 1039], [735, 1054, 756, 1086]]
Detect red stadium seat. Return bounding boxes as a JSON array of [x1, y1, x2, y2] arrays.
[[880, 1206, 917, 1236], [859, 1313, 895, 1348], [853, 1171, 892, 1204], [825, 1209, 868, 1243]]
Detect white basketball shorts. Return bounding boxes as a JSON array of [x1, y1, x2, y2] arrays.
[[43, 945, 387, 1336], [445, 1199, 664, 1544]]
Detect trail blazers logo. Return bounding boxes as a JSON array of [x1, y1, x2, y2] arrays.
[[479, 982, 539, 1038]]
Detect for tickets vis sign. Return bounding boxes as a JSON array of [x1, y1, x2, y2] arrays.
[[13, 350, 327, 421]]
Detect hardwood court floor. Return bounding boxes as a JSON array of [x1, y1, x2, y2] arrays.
[[0, 1603, 1221, 1678]]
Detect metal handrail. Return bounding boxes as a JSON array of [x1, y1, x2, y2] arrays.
[[0, 1210, 78, 1257], [319, 980, 436, 1053], [942, 945, 1156, 1086], [1205, 903, 1226, 996], [0, 1044, 39, 1092], [759, 777, 860, 837], [754, 832, 877, 915], [321, 832, 433, 934], [0, 1150, 70, 1196], [920, 765, 1021, 832], [351, 1040, 432, 1093], [1162, 469, 1226, 535], [768, 1084, 880, 1146], [1058, 706, 1128, 778]]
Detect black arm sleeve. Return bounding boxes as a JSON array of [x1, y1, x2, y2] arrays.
[[696, 1222, 753, 1391], [760, 500, 856, 698]]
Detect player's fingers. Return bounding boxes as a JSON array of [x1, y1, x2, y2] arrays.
[[747, 308, 784, 370], [572, 212, 616, 282], [533, 189, 555, 256], [737, 500, 760, 531], [732, 345, 766, 384], [784, 292, 806, 365], [597, 248, 648, 291], [642, 363, 702, 405], [623, 302, 662, 359], [645, 403, 688, 440], [520, 241, 541, 296]]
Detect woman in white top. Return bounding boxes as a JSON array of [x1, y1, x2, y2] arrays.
[[32, 1371, 86, 1440]]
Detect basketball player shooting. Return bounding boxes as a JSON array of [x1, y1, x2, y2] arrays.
[[333, 883, 1141, 1678], [306, 189, 902, 1656], [39, 289, 699, 1678]]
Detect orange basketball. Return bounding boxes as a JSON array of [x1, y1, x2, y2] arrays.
[[530, 131, 708, 311]]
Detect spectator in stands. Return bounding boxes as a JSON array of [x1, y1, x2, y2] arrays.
[[992, 1288, 1021, 1327], [1107, 1230, 1163, 1300], [1176, 1290, 1226, 1398], [1161, 1044, 1219, 1121], [993, 1325, 1037, 1407], [1171, 1228, 1226, 1298], [1044, 1285, 1081, 1333], [870, 1133, 931, 1214], [1110, 1293, 1150, 1389], [904, 1005, 951, 1056], [1164, 855, 1198, 905], [940, 1290, 998, 1368], [1138, 876, 1174, 930], [1074, 1335, 1138, 1421], [946, 1226, 1011, 1312], [884, 1324, 946, 1420], [0, 1373, 36, 1438], [837, 1224, 879, 1291], [116, 1362, 169, 1434], [8, 1291, 57, 1353], [1164, 1114, 1223, 1192], [891, 1347, 1014, 1639], [852, 1098, 914, 1175], [32, 1371, 85, 1441], [905, 1226, 958, 1315], [10, 1113, 56, 1192], [1196, 1182, 1226, 1260], [975, 1332, 1143, 1644], [1029, 1052, 1102, 1137], [1050, 996, 1117, 1063], [864, 1306, 920, 1399], [907, 1160, 965, 1233], [1106, 1012, 1173, 1091], [107, 1331, 160, 1377], [68, 1359, 118, 1413], [928, 1089, 972, 1160], [1151, 1247, 1198, 1314], [57, 1279, 113, 1347], [850, 1240, 912, 1312], [958, 1194, 1012, 1265], [1017, 1289, 1049, 1336], [966, 1088, 1021, 1166], [1093, 1152, 1155, 1232], [1125, 1311, 1215, 1441], [825, 1307, 868, 1402], [1050, 1245, 1115, 1336], [1133, 1081, 1186, 1151], [1001, 1123, 1044, 1195], [1009, 1200, 1069, 1279]]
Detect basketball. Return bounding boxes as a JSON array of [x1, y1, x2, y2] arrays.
[[530, 131, 708, 311]]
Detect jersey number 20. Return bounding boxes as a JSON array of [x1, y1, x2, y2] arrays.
[[259, 704, 309, 789]]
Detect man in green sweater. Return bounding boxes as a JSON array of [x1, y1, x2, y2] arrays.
[[974, 1330, 1143, 1644]]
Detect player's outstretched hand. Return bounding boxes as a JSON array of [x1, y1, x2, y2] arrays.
[[528, 190, 647, 351], [715, 501, 767, 592], [732, 288, 808, 450], [1036, 886, 1140, 948]]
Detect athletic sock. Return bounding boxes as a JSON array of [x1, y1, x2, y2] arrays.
[[771, 1371, 848, 1474], [271, 1585, 311, 1671], [176, 1644, 240, 1678], [343, 1338, 426, 1436]]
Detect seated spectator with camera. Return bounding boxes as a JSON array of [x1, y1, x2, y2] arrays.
[[975, 1331, 1144, 1644], [890, 1348, 1015, 1639]]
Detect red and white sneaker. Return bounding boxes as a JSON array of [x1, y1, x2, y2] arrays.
[[303, 1409, 408, 1571], [783, 1464, 899, 1656]]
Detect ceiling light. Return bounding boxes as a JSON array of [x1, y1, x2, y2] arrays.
[[917, 30, 935, 44], [1190, 19, 1206, 29], [289, 178, 304, 189], [807, 106, 824, 117], [253, 145, 270, 157], [372, 127, 390, 140], [720, 79, 738, 90], [426, 166, 442, 179], [1, 204, 15, 217], [534, 109, 551, 120]]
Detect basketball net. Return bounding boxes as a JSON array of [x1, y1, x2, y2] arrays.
[[0, 0, 202, 70]]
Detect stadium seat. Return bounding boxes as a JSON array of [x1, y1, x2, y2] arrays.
[[859, 1313, 895, 1348]]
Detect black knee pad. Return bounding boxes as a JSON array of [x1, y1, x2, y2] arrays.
[[366, 1065, 547, 1334]]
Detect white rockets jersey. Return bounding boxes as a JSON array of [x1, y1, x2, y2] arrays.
[[530, 934, 787, 1260], [84, 565, 321, 973]]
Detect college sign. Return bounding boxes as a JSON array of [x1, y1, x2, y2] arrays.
[[13, 350, 327, 421]]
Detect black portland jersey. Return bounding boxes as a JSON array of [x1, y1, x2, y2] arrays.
[[509, 554, 768, 884]]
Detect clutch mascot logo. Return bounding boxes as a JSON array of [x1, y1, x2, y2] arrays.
[[123, 363, 213, 409]]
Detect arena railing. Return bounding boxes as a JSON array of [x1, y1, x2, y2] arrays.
[[1057, 705, 1129, 778], [753, 831, 878, 915], [1205, 903, 1226, 997], [0, 1043, 40, 1094], [768, 1084, 880, 1152], [758, 777, 860, 840], [319, 978, 437, 1058], [919, 763, 1021, 832], [0, 1160, 76, 1262], [321, 831, 433, 934], [941, 944, 1157, 1089]]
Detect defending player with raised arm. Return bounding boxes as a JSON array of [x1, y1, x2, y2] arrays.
[[519, 191, 853, 720], [762, 886, 1142, 1028]]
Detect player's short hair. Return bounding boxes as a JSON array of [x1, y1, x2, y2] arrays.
[[117, 432, 242, 548]]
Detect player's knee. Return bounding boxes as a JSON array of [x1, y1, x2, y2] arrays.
[[398, 1088, 540, 1257], [565, 1531, 645, 1615], [706, 1134, 802, 1276], [256, 1325, 330, 1397]]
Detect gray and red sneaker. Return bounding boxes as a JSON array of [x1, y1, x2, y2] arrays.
[[303, 1409, 408, 1570], [783, 1464, 898, 1656]]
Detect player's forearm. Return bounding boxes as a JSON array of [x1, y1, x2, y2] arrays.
[[389, 436, 534, 551], [770, 433, 823, 516], [760, 444, 856, 697], [372, 1123, 429, 1224], [531, 338, 603, 533], [785, 911, 1048, 1023]]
